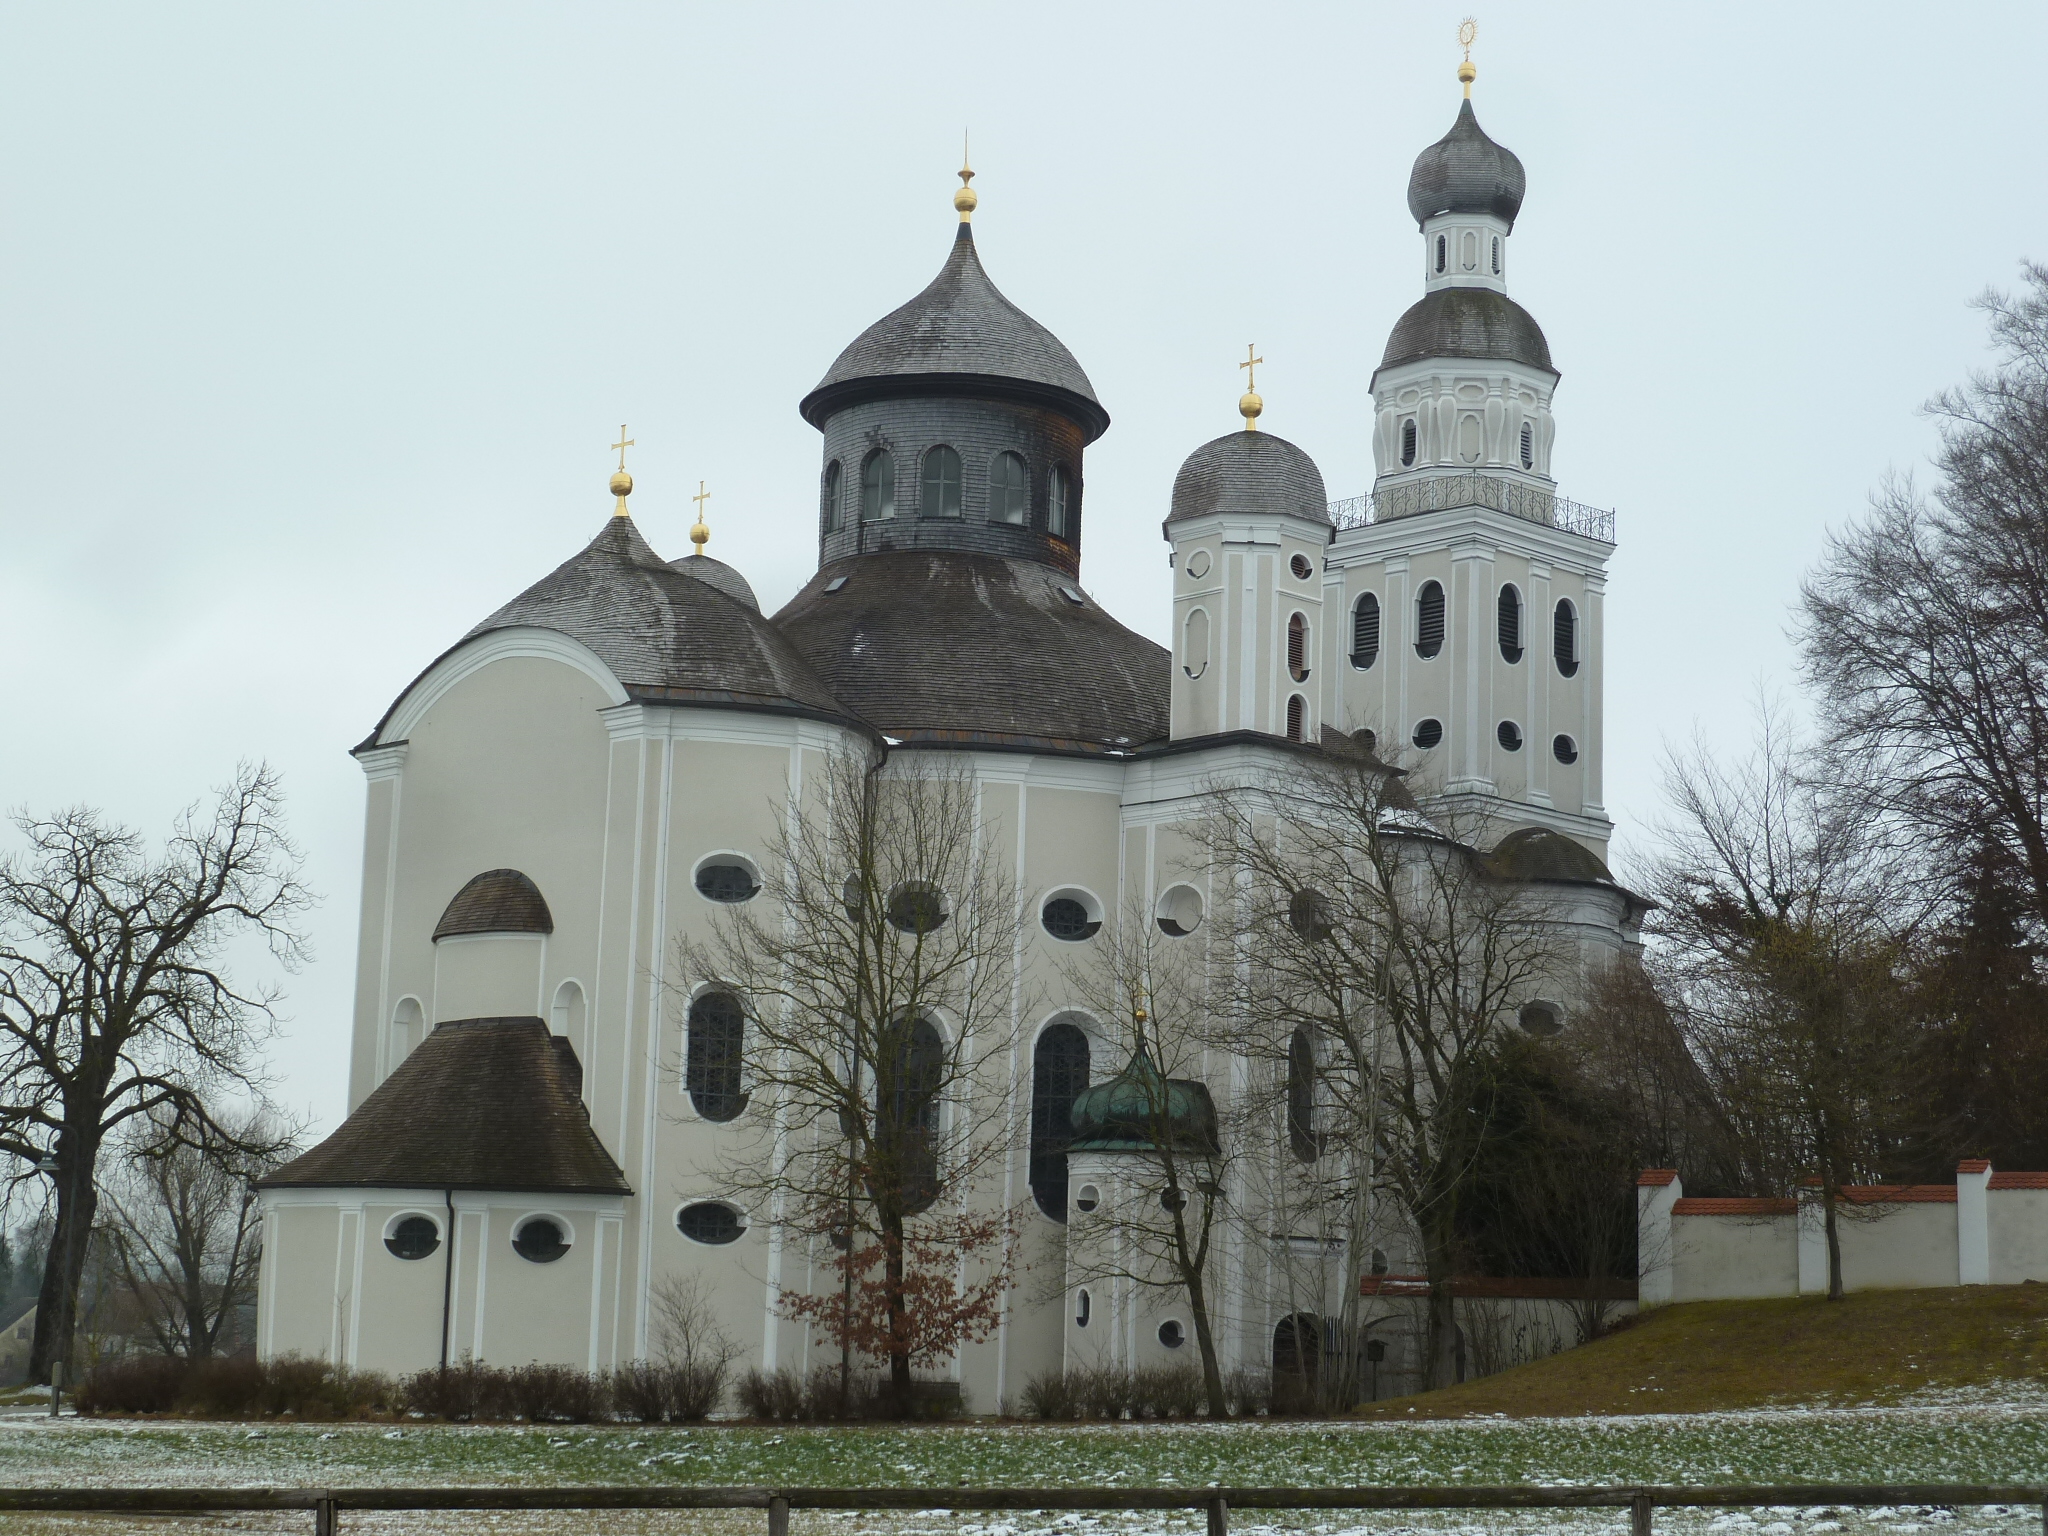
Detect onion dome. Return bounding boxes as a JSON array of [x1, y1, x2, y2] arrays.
[[670, 553, 759, 611], [433, 869, 553, 940], [1406, 99, 1526, 230], [1067, 1048, 1221, 1155], [772, 550, 1169, 754], [1381, 288, 1553, 375], [800, 222, 1109, 443], [1483, 827, 1616, 885], [1166, 429, 1331, 528]]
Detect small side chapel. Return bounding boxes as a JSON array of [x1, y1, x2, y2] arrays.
[[255, 54, 1643, 1401]]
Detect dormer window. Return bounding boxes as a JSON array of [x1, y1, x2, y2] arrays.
[[990, 451, 1029, 525], [860, 450, 895, 522], [1400, 419, 1418, 467], [921, 445, 962, 519]]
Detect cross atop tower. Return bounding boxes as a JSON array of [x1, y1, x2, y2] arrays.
[[689, 480, 712, 553], [1238, 344, 1265, 432], [612, 425, 635, 471]]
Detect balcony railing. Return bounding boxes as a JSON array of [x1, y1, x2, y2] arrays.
[[1330, 474, 1617, 544]]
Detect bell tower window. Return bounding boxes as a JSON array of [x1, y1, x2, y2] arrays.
[[1400, 419, 1418, 467], [1415, 580, 1445, 659], [1492, 236, 1501, 275], [1434, 234, 1446, 274], [921, 445, 962, 519], [1351, 593, 1380, 670], [860, 450, 895, 522], [1554, 599, 1580, 677], [1285, 694, 1306, 742], [1286, 612, 1309, 682], [990, 452, 1029, 525], [1519, 421, 1535, 470], [1497, 584, 1523, 663]]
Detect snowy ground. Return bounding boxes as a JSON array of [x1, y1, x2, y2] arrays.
[[0, 1401, 2039, 1535]]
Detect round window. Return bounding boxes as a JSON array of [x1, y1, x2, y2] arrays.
[[384, 1215, 440, 1261], [1160, 1187, 1187, 1213], [1074, 1183, 1101, 1214], [1518, 1002, 1563, 1038], [1155, 883, 1204, 938], [1553, 735, 1579, 765], [887, 883, 947, 934], [1497, 721, 1524, 752], [512, 1216, 569, 1264], [677, 1202, 744, 1245], [1289, 554, 1314, 580], [694, 860, 759, 903], [1185, 549, 1212, 579], [1041, 894, 1101, 941], [1158, 1319, 1186, 1349], [1413, 718, 1444, 750]]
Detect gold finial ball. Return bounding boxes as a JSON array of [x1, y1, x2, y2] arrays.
[[689, 520, 710, 548], [1458, 59, 1476, 86], [954, 184, 978, 216], [610, 469, 633, 497], [1239, 389, 1264, 424], [1133, 1005, 1148, 1025]]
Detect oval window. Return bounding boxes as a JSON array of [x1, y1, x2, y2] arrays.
[[385, 1215, 440, 1261], [1492, 235, 1502, 275], [1553, 734, 1579, 765], [1041, 894, 1101, 942], [1497, 720, 1523, 752], [1415, 581, 1445, 659], [1413, 718, 1444, 750], [1434, 234, 1446, 274], [677, 1202, 744, 1245], [686, 991, 748, 1122], [1074, 1184, 1101, 1215], [1290, 553, 1314, 580], [1352, 593, 1380, 670], [887, 883, 947, 934], [695, 859, 759, 903], [1158, 1319, 1186, 1349], [512, 1216, 569, 1264], [1075, 1288, 1092, 1327]]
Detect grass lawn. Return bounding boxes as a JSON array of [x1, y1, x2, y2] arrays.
[[1358, 1288, 2048, 1421]]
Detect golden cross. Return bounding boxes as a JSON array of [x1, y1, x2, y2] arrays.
[[611, 425, 634, 471], [693, 481, 711, 517], [1239, 344, 1263, 394]]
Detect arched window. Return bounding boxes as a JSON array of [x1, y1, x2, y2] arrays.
[[1286, 612, 1309, 682], [921, 445, 962, 519], [1287, 1028, 1317, 1162], [1554, 599, 1580, 677], [822, 461, 842, 534], [878, 1015, 944, 1213], [1400, 419, 1418, 467], [1182, 607, 1210, 680], [860, 450, 895, 522], [1273, 1312, 1321, 1386], [1351, 593, 1380, 669], [550, 980, 586, 1058], [1415, 580, 1445, 659], [1498, 584, 1523, 663], [1285, 694, 1306, 742], [1029, 1023, 1090, 1221], [686, 992, 748, 1122], [390, 997, 423, 1067], [1519, 420, 1535, 470], [1492, 235, 1501, 275], [1049, 466, 1074, 539], [1434, 234, 1446, 274], [989, 451, 1029, 525]]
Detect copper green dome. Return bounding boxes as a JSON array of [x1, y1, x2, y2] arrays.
[[1067, 1048, 1220, 1155]]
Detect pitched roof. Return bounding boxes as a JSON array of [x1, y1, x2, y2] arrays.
[[433, 869, 553, 940], [1380, 287, 1554, 375], [801, 224, 1108, 441], [259, 1018, 631, 1195], [772, 550, 1170, 755]]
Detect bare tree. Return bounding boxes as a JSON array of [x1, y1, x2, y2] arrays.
[[1055, 906, 1235, 1417], [0, 765, 310, 1382], [1800, 263, 2048, 930], [677, 747, 1023, 1416], [1647, 708, 1920, 1299], [103, 1105, 294, 1359], [1202, 746, 1574, 1392]]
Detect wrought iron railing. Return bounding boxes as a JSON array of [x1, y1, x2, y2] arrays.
[[1330, 474, 1617, 544]]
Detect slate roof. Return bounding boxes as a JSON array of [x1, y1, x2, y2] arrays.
[[433, 869, 553, 940], [1407, 98, 1527, 230], [1380, 287, 1554, 375], [800, 224, 1109, 441], [772, 550, 1171, 754], [1165, 429, 1331, 529], [259, 1018, 631, 1195], [1484, 827, 1616, 885], [670, 553, 759, 612]]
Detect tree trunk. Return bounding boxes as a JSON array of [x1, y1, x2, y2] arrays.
[[29, 1133, 100, 1385], [1823, 1186, 1845, 1301], [1182, 1264, 1228, 1418], [882, 1216, 911, 1417], [1422, 1226, 1460, 1390]]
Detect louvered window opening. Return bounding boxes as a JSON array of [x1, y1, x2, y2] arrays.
[[1413, 717, 1443, 750], [1286, 612, 1309, 682], [1400, 419, 1418, 467], [686, 992, 748, 1122], [1435, 234, 1446, 274], [1029, 1023, 1090, 1221], [1415, 581, 1445, 658], [1352, 593, 1380, 669], [1555, 599, 1580, 677], [1492, 235, 1501, 275], [1519, 421, 1535, 470], [921, 445, 962, 519], [1285, 694, 1306, 742], [1498, 584, 1523, 663]]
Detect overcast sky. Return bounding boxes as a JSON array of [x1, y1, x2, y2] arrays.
[[5, 2, 2045, 1137]]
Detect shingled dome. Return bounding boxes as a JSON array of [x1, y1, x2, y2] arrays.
[[1407, 98, 1527, 230], [434, 869, 553, 940], [800, 224, 1109, 442], [1166, 430, 1331, 528], [1381, 288, 1554, 375], [773, 550, 1169, 754], [1484, 827, 1616, 885], [670, 553, 759, 611], [1068, 1048, 1221, 1155], [258, 1018, 631, 1195]]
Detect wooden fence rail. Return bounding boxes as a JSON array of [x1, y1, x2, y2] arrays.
[[0, 1484, 2036, 1535]]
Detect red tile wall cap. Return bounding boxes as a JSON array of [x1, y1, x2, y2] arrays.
[[1956, 1159, 1993, 1174], [1637, 1168, 1679, 1186], [1837, 1184, 1957, 1203], [1989, 1171, 2048, 1189], [1672, 1197, 1798, 1216]]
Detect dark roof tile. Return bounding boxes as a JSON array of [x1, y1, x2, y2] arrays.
[[1381, 287, 1553, 375], [433, 869, 553, 940]]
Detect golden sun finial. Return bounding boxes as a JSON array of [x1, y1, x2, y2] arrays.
[[1458, 17, 1478, 97], [610, 424, 635, 517], [690, 481, 712, 553], [1238, 344, 1264, 432], [954, 132, 978, 222]]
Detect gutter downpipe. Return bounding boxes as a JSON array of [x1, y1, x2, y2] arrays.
[[440, 1189, 455, 1370]]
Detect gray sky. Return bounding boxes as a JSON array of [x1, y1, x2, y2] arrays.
[[5, 2, 2045, 1137]]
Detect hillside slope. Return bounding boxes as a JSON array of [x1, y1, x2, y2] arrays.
[[1357, 1286, 2048, 1418]]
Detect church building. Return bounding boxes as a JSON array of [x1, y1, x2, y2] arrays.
[[256, 62, 1640, 1403]]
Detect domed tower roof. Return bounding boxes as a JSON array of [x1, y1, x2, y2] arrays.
[[800, 221, 1109, 443], [1406, 98, 1526, 230], [670, 553, 759, 611], [1165, 429, 1331, 529], [1381, 287, 1553, 375], [1067, 1048, 1221, 1155]]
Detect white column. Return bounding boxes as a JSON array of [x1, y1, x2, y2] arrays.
[[1636, 1171, 1681, 1309], [1958, 1160, 1992, 1284]]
